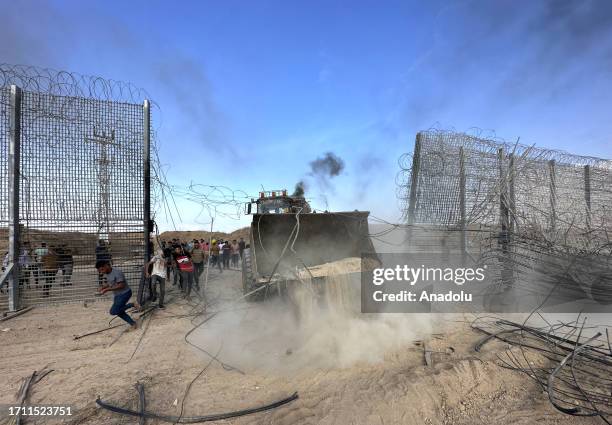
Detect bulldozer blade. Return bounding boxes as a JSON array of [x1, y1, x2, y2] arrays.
[[250, 211, 378, 279]]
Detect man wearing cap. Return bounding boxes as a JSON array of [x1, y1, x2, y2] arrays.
[[210, 240, 222, 272]]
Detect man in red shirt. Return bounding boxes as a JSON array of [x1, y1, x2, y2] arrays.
[[173, 246, 195, 298]]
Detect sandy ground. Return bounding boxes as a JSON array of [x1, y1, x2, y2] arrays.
[[0, 266, 603, 425]]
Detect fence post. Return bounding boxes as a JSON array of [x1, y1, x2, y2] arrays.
[[548, 159, 556, 233], [138, 99, 152, 306], [143, 99, 151, 263], [498, 148, 514, 287], [459, 146, 467, 262], [584, 165, 591, 231], [508, 153, 516, 233], [498, 149, 509, 233], [8, 85, 22, 312], [407, 133, 422, 225]]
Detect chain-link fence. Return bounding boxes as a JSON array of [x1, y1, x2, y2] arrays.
[[397, 130, 612, 306], [0, 65, 152, 312]]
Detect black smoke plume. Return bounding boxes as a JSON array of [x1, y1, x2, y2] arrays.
[[291, 152, 345, 197], [309, 152, 345, 178], [292, 180, 306, 197]]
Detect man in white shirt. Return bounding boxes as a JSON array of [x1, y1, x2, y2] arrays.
[[145, 249, 167, 309]]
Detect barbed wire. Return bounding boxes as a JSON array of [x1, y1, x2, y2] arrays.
[[164, 182, 251, 226], [473, 316, 612, 423], [0, 63, 152, 104]]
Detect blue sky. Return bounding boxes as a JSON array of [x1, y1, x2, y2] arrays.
[[2, 0, 612, 231]]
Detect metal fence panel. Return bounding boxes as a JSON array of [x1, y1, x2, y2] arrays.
[[1, 67, 149, 311], [0, 87, 9, 311], [402, 130, 612, 234], [398, 130, 612, 299]]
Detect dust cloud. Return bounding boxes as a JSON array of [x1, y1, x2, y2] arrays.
[[192, 264, 430, 374]]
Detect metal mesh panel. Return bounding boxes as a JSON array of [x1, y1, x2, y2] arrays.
[[402, 130, 612, 231], [18, 92, 144, 306], [413, 135, 462, 225], [463, 142, 499, 226], [0, 88, 9, 311], [590, 167, 612, 235], [398, 130, 612, 301], [513, 156, 551, 232], [0, 66, 149, 310]]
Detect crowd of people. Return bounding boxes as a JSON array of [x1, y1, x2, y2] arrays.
[[95, 236, 247, 329], [2, 241, 74, 297], [2, 236, 248, 330], [162, 237, 245, 280], [138, 237, 248, 308]]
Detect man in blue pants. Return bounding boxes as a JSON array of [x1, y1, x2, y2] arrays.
[[96, 260, 140, 330]]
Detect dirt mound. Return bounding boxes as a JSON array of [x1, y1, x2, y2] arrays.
[[159, 227, 250, 244]]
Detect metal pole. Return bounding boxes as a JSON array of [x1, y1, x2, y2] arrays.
[[8, 85, 22, 312], [143, 100, 151, 263], [498, 148, 513, 287], [498, 148, 509, 233], [407, 133, 422, 225], [548, 159, 556, 233], [584, 165, 591, 231], [459, 146, 467, 261], [508, 154, 516, 234], [203, 217, 214, 295]]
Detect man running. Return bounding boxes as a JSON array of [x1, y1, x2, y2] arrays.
[[96, 260, 140, 329]]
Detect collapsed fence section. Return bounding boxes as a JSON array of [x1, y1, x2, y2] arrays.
[[0, 65, 152, 312], [398, 130, 612, 308]]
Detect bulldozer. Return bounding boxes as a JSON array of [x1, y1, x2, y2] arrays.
[[241, 190, 379, 307]]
